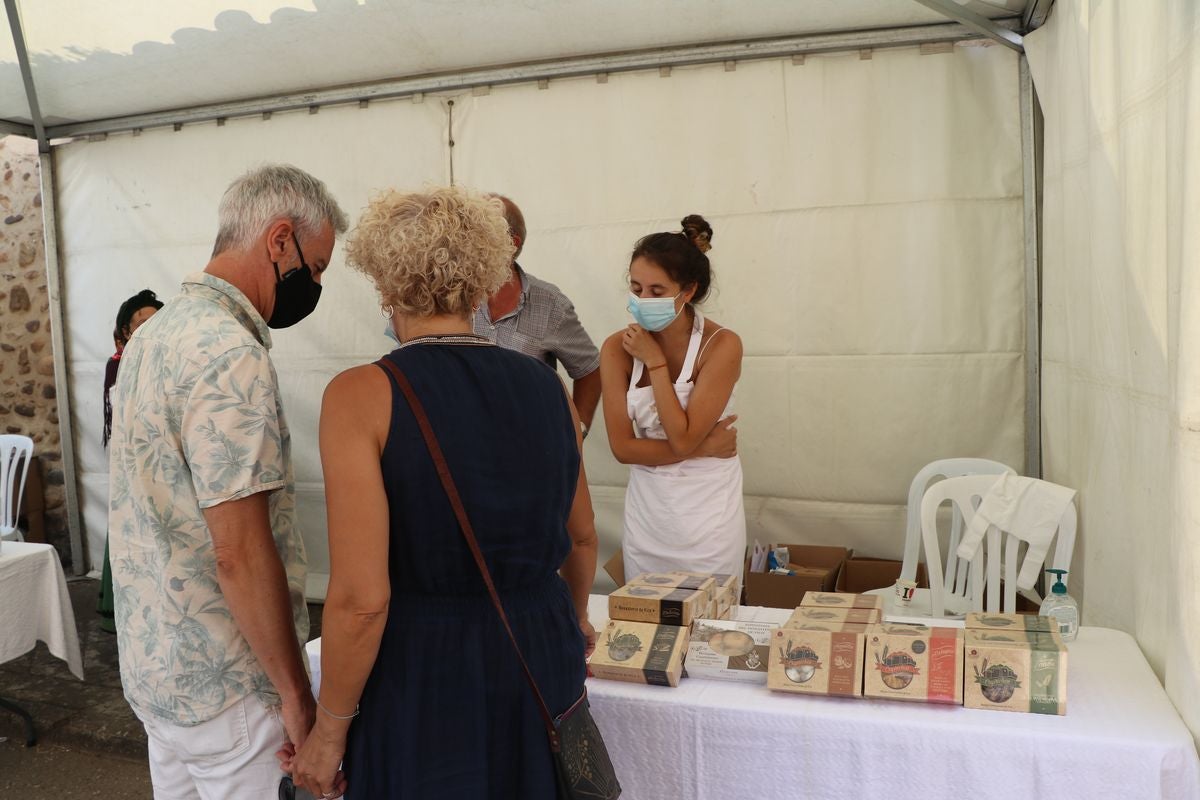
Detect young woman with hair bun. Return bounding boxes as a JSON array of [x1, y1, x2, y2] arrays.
[[600, 214, 747, 583]]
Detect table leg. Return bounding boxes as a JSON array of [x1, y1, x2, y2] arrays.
[[0, 695, 37, 747]]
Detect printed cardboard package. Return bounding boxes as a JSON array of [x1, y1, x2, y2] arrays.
[[686, 619, 776, 684], [784, 606, 882, 627], [863, 624, 964, 705], [965, 612, 1054, 634], [588, 620, 689, 687], [964, 629, 1068, 715], [628, 571, 717, 601], [767, 625, 867, 697], [609, 583, 707, 627], [801, 591, 885, 611]]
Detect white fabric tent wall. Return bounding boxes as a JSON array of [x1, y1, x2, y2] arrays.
[[54, 44, 1025, 598], [1025, 1, 1200, 743]]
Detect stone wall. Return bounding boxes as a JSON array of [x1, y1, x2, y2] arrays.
[[0, 136, 68, 563]]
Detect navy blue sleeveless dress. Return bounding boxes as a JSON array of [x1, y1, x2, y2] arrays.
[[343, 341, 586, 799]]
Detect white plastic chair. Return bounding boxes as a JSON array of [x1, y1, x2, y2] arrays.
[[919, 474, 1002, 618], [0, 435, 34, 549], [865, 458, 1014, 604], [923, 475, 1078, 617]]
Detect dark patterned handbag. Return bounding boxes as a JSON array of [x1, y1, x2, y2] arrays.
[[378, 358, 621, 800]]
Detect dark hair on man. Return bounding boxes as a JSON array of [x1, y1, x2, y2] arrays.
[[630, 214, 715, 303], [114, 289, 164, 343]]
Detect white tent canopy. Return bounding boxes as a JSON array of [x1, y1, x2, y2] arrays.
[[5, 0, 1199, 746]]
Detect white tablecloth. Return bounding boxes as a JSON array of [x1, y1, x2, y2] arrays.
[[0, 541, 84, 680], [306, 595, 1200, 800], [583, 595, 1200, 800]]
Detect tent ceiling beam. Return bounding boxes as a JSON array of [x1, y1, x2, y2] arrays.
[[909, 0, 1024, 51], [3, 0, 47, 151], [0, 117, 33, 139], [45, 20, 1018, 141]]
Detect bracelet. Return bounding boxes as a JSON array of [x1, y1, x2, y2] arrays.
[[647, 362, 669, 372], [317, 700, 359, 720]]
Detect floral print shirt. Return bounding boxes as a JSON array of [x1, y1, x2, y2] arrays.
[[108, 272, 308, 725]]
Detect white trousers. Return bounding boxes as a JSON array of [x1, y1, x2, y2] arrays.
[[135, 695, 289, 800]]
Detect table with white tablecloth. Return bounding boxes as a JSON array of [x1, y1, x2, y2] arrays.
[[0, 541, 85, 745], [306, 593, 1200, 800]]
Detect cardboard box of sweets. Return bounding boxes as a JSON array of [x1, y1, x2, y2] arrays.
[[964, 629, 1068, 715], [965, 612, 1055, 633], [767, 624, 868, 697], [589, 620, 689, 687], [609, 583, 707, 627], [801, 591, 884, 611], [785, 606, 882, 626], [686, 619, 775, 684], [628, 571, 717, 602], [863, 623, 964, 705], [743, 545, 849, 609]]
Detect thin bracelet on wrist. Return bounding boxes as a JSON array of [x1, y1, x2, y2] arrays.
[[317, 700, 359, 720], [648, 362, 668, 372]]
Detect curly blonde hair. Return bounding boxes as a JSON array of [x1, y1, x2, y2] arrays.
[[345, 186, 514, 316]]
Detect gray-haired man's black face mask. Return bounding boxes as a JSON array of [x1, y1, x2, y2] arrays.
[[268, 232, 323, 329]]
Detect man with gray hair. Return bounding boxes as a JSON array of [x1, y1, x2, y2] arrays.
[[108, 164, 347, 798]]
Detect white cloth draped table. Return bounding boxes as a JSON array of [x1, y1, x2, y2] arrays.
[[0, 541, 84, 680]]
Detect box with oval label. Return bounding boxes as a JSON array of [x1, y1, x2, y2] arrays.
[[863, 623, 964, 705], [964, 629, 1067, 715], [767, 625, 867, 697], [965, 612, 1054, 634], [784, 606, 882, 627], [800, 591, 884, 611], [686, 619, 775, 683], [628, 571, 717, 601], [588, 620, 689, 687], [608, 583, 707, 627]]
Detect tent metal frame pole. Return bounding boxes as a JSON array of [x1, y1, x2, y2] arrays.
[[3, 0, 48, 152], [909, 0, 1024, 51], [45, 20, 1019, 140], [1019, 54, 1043, 478], [1023, 0, 1057, 31], [39, 150, 86, 575]]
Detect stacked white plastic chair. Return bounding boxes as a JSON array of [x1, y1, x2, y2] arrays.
[[0, 435, 34, 552], [866, 458, 1014, 615]]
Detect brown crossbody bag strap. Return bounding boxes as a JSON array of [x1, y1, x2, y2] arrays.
[[375, 357, 562, 752]]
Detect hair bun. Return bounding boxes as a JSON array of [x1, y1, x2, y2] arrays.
[[680, 214, 713, 253]]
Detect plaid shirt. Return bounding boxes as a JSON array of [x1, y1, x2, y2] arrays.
[[472, 265, 600, 379]]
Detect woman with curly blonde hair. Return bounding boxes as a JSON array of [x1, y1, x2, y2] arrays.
[[286, 187, 600, 799]]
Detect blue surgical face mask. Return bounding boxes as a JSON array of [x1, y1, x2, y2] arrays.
[[384, 322, 399, 346], [627, 292, 681, 332]]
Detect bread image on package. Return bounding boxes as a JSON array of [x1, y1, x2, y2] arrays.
[[588, 620, 688, 687], [687, 620, 774, 683], [862, 624, 963, 705], [767, 626, 866, 697]]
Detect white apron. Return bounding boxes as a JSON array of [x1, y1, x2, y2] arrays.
[[622, 310, 747, 582]]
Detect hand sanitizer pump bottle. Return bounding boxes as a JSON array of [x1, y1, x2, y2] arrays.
[[1039, 568, 1079, 642]]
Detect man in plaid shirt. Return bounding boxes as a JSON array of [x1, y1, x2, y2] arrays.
[[473, 195, 602, 437]]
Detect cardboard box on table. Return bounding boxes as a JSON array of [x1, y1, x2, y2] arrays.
[[836, 557, 929, 593], [743, 545, 850, 609], [686, 619, 775, 684], [963, 628, 1068, 715], [767, 624, 868, 698], [863, 623, 964, 705], [785, 606, 882, 627], [608, 583, 708, 627], [964, 612, 1055, 634], [589, 620, 689, 687], [801, 591, 884, 611]]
